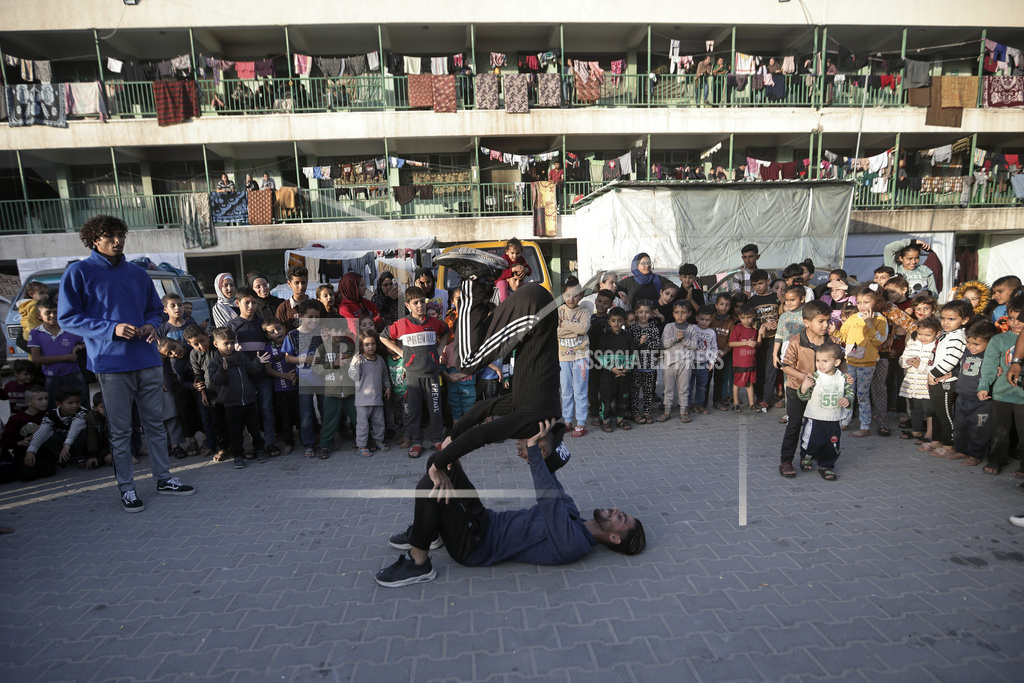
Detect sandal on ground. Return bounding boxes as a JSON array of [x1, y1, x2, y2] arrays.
[[590, 417, 603, 427], [212, 451, 227, 462], [732, 405, 741, 413], [775, 398, 787, 409], [930, 447, 950, 457], [878, 428, 891, 437], [1013, 470, 1024, 479], [679, 413, 692, 423], [961, 456, 982, 466], [171, 445, 188, 459], [917, 443, 937, 452], [943, 451, 967, 460], [185, 441, 200, 457], [819, 467, 838, 481], [655, 413, 672, 423], [303, 448, 315, 459], [983, 465, 1001, 475], [898, 417, 912, 429], [602, 421, 614, 433], [199, 447, 214, 457], [899, 431, 920, 440], [693, 406, 710, 415], [358, 448, 373, 458], [645, 413, 655, 423], [617, 420, 632, 430], [800, 456, 814, 471], [779, 461, 796, 478], [716, 402, 730, 411], [318, 448, 331, 459], [635, 416, 648, 425]]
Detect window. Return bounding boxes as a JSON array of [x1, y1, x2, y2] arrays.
[[177, 278, 201, 300]]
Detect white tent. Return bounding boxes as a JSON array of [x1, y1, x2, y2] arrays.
[[281, 237, 438, 295]]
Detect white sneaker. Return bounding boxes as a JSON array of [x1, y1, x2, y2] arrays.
[[1009, 514, 1024, 529]]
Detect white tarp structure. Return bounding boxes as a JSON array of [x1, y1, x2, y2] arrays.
[[843, 232, 956, 302], [282, 237, 438, 294], [17, 252, 188, 282], [574, 182, 855, 279], [984, 234, 1024, 284]]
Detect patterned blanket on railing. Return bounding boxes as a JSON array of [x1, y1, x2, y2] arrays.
[[920, 176, 964, 194], [475, 74, 499, 110], [408, 75, 433, 109], [247, 189, 274, 225], [983, 76, 1024, 108], [209, 191, 248, 223], [180, 193, 216, 249], [153, 80, 200, 127], [531, 180, 557, 237], [432, 75, 456, 113], [409, 170, 470, 196], [5, 84, 67, 128], [537, 74, 562, 107], [504, 74, 530, 113]]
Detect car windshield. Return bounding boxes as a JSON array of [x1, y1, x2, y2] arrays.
[[442, 246, 544, 291]]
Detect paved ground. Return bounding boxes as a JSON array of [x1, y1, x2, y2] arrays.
[[1, 406, 1023, 683]]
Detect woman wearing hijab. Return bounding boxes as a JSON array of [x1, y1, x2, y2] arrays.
[[247, 272, 284, 321], [371, 271, 402, 327], [617, 253, 663, 310], [336, 272, 383, 329], [211, 272, 239, 327], [244, 174, 260, 192]]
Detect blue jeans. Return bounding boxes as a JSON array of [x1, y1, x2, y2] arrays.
[[559, 358, 589, 426], [689, 367, 710, 407], [255, 376, 276, 442], [96, 366, 171, 493], [44, 371, 90, 409], [298, 392, 326, 448], [842, 365, 875, 429]]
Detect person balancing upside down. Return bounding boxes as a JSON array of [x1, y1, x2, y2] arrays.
[[375, 248, 646, 586]]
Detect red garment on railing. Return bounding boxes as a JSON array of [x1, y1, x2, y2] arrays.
[[153, 80, 200, 127]]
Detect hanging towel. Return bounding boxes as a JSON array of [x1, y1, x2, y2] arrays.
[[618, 152, 632, 177], [415, 185, 434, 200], [537, 73, 562, 107], [475, 73, 499, 110], [6, 83, 67, 128], [180, 193, 215, 249], [404, 56, 422, 75], [294, 54, 312, 77], [367, 51, 380, 72], [152, 80, 200, 127], [20, 60, 33, 82], [1010, 174, 1024, 199], [68, 81, 107, 122], [431, 57, 447, 75], [302, 167, 314, 179], [255, 58, 275, 77], [235, 61, 256, 79], [312, 167, 323, 180], [938, 76, 979, 108], [746, 157, 761, 180], [734, 53, 756, 75], [504, 74, 530, 113], [321, 166, 331, 180], [490, 52, 507, 69], [432, 75, 456, 113], [868, 151, 889, 173], [871, 177, 889, 194], [531, 181, 557, 237], [904, 59, 931, 89], [318, 58, 344, 78], [932, 145, 952, 164], [171, 54, 192, 71], [407, 74, 433, 108], [779, 161, 799, 179], [782, 56, 795, 74], [107, 57, 123, 74], [348, 55, 368, 76], [394, 186, 417, 206], [34, 60, 52, 83]]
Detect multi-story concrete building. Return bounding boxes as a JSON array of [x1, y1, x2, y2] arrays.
[[2, 1, 1023, 292]]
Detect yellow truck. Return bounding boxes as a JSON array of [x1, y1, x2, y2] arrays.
[[436, 240, 553, 293]]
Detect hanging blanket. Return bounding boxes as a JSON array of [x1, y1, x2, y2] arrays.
[[179, 193, 216, 249], [537, 73, 562, 107], [938, 76, 979, 108], [531, 181, 557, 237], [925, 77, 962, 128], [1011, 174, 1024, 200], [983, 76, 1024, 108], [6, 84, 67, 128], [209, 191, 248, 223], [408, 74, 433, 108], [575, 73, 600, 103], [504, 74, 530, 113], [247, 189, 274, 225], [68, 81, 107, 121], [432, 75, 456, 113], [475, 74, 499, 109], [153, 80, 200, 127]]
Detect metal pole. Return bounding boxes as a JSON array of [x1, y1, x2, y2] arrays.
[[110, 147, 124, 218], [384, 138, 395, 219], [202, 144, 211, 194], [378, 24, 387, 109], [647, 24, 652, 108], [967, 132, 978, 207], [284, 26, 293, 79], [892, 132, 900, 209], [188, 27, 198, 79], [470, 24, 476, 74], [808, 133, 815, 180], [853, 65, 869, 160], [900, 28, 907, 103], [976, 29, 987, 108], [728, 132, 734, 178], [93, 29, 105, 83], [15, 150, 33, 231], [817, 130, 824, 178], [562, 133, 569, 203], [819, 26, 828, 107], [646, 133, 651, 180], [473, 135, 481, 216], [812, 27, 819, 107], [293, 141, 303, 223], [731, 26, 736, 108]]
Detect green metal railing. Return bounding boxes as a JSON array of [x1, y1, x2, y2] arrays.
[[2, 179, 1016, 233]]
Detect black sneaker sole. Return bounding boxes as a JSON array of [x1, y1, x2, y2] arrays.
[[157, 487, 196, 496], [122, 503, 145, 513], [374, 565, 437, 587], [389, 537, 443, 551]]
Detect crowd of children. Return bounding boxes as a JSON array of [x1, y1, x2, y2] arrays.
[[1, 236, 1022, 494]]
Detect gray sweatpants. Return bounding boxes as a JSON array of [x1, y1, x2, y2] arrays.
[[355, 405, 385, 448], [97, 366, 172, 493]]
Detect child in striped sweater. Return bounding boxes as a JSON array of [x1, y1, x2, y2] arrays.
[[920, 300, 971, 457]]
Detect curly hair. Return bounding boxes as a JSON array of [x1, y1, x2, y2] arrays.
[[79, 215, 128, 250]]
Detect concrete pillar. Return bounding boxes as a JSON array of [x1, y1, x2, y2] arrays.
[[54, 163, 74, 232]]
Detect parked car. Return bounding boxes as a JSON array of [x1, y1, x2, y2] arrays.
[[436, 240, 552, 294], [4, 265, 210, 362]]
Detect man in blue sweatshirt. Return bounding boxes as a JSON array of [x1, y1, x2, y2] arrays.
[[58, 215, 195, 513], [375, 419, 646, 587]]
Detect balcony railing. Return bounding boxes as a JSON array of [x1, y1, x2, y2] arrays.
[[67, 72, 952, 121], [3, 179, 1018, 234]]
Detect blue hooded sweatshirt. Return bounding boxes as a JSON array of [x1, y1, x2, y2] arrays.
[[58, 250, 164, 374]]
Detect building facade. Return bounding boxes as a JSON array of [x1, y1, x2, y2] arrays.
[[2, 1, 1023, 291]]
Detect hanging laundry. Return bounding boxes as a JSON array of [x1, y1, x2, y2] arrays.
[[255, 58, 275, 77], [171, 54, 192, 71], [107, 57, 123, 73], [367, 51, 380, 72], [431, 57, 447, 76], [302, 167, 314, 179], [318, 58, 343, 78], [312, 167, 323, 180], [33, 60, 51, 83], [453, 54, 464, 68], [938, 76, 979, 108], [503, 153, 512, 165], [247, 189, 274, 227], [6, 83, 67, 128], [490, 150, 501, 161], [432, 74, 456, 113], [932, 145, 953, 164], [67, 81, 108, 122], [321, 166, 331, 180], [734, 53, 756, 75], [603, 158, 620, 181], [669, 39, 680, 73], [404, 56, 422, 75], [871, 177, 889, 194], [973, 148, 987, 168], [180, 193, 215, 249], [867, 151, 889, 173], [746, 157, 761, 180], [348, 54, 368, 76], [475, 73, 499, 109], [610, 60, 624, 87], [782, 56, 795, 74], [394, 186, 417, 206], [983, 76, 1024, 108], [152, 80, 200, 127], [235, 61, 256, 79], [209, 191, 248, 224], [904, 59, 931, 89], [504, 74, 530, 113], [294, 54, 312, 77], [537, 73, 562, 107], [407, 74, 433, 108], [490, 52, 507, 69], [618, 152, 632, 177], [20, 60, 33, 82]]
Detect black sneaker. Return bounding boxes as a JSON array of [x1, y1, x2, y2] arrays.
[[255, 450, 268, 463], [375, 553, 436, 587], [121, 489, 145, 513], [389, 524, 443, 550], [434, 248, 506, 281], [156, 477, 196, 496], [234, 457, 246, 469]]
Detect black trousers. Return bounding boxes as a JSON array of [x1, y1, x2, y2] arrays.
[[928, 383, 955, 447], [953, 394, 991, 459], [224, 403, 265, 458], [588, 368, 603, 417], [907, 397, 932, 434], [987, 401, 1024, 468], [780, 386, 807, 464], [410, 457, 489, 565], [456, 280, 560, 419], [754, 342, 778, 404], [273, 390, 300, 446], [799, 418, 841, 468], [21, 432, 85, 482], [600, 371, 631, 421], [405, 376, 444, 445]]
